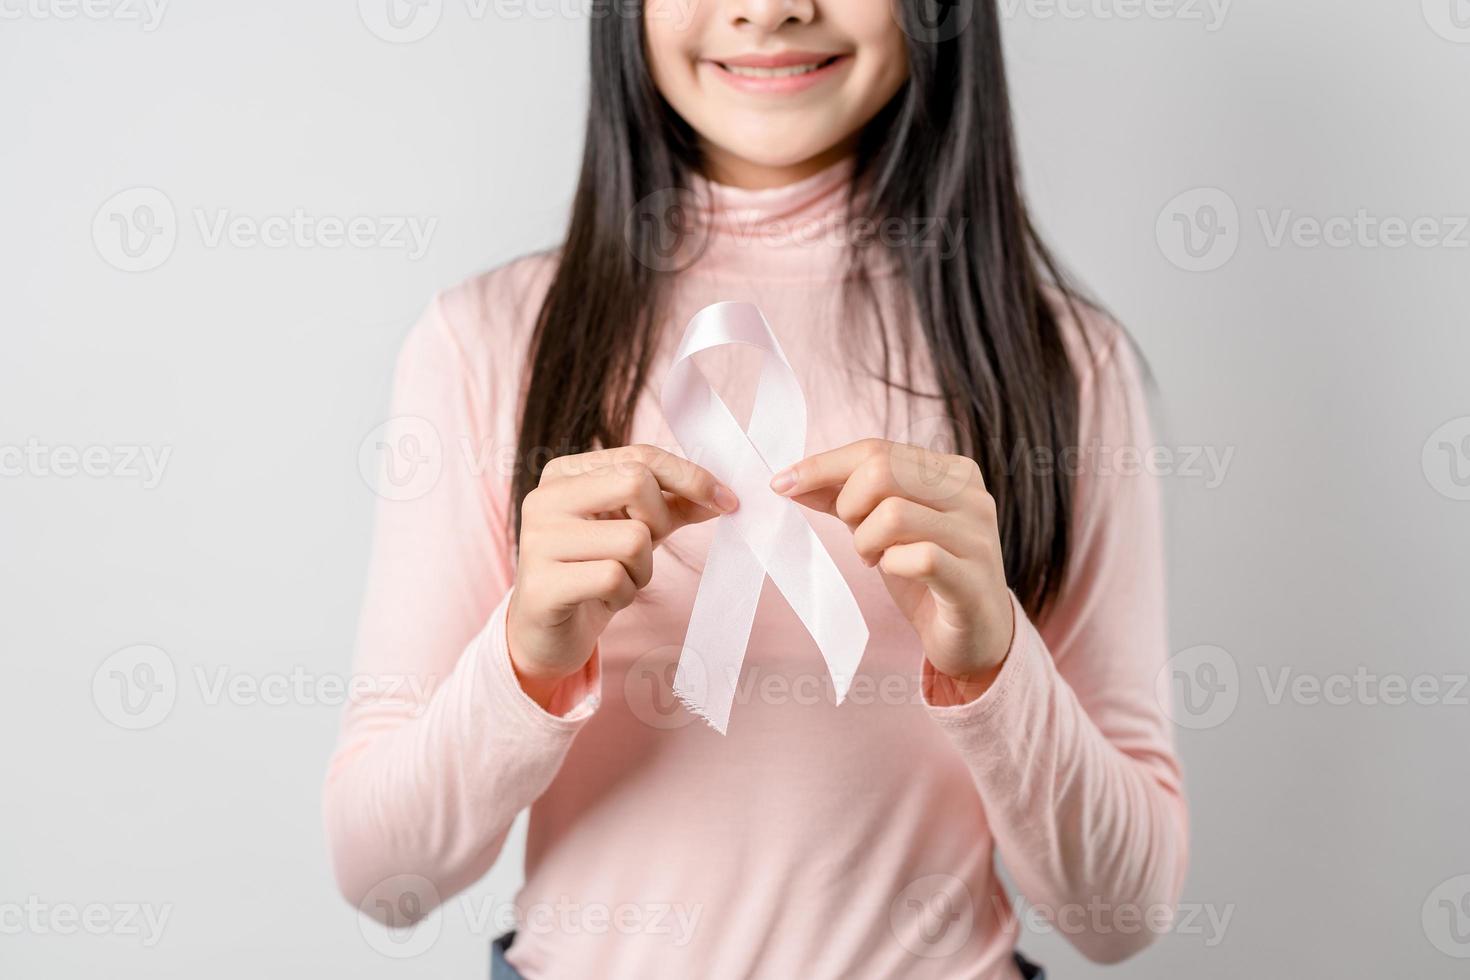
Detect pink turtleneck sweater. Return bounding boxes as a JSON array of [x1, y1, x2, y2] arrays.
[[324, 160, 1188, 979]]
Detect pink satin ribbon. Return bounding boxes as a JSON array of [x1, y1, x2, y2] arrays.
[[660, 302, 871, 733]]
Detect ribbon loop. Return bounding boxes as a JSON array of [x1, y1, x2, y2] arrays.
[[660, 302, 870, 733]]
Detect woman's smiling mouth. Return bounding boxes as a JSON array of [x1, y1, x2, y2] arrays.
[[706, 52, 852, 94]]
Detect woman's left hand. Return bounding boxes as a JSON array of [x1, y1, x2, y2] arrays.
[[770, 439, 1015, 702]]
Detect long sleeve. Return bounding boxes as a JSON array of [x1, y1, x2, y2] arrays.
[[322, 293, 601, 918], [921, 329, 1189, 964]]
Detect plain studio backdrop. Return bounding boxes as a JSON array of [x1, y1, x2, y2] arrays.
[[3, 1, 1468, 977]]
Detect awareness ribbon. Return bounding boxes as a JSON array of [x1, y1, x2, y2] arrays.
[[660, 302, 870, 734]]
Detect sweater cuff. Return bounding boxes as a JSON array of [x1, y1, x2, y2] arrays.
[[920, 591, 1040, 729], [482, 589, 603, 733]]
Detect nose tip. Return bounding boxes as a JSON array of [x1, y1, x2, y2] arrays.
[[729, 0, 813, 30]]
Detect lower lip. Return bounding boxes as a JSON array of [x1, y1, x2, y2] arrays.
[[706, 55, 851, 95]]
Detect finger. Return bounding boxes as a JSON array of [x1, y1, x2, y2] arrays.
[[852, 497, 971, 567], [835, 446, 981, 524], [545, 559, 639, 614], [887, 446, 984, 507], [773, 440, 979, 520], [877, 541, 969, 603], [773, 476, 841, 517], [769, 439, 885, 499], [545, 444, 738, 516], [664, 491, 724, 530], [583, 452, 736, 537], [530, 519, 654, 589], [533, 463, 677, 540]]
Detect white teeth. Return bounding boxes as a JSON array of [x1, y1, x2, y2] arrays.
[[722, 61, 828, 78]]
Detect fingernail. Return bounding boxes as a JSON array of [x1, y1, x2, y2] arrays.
[[769, 468, 796, 494], [713, 485, 739, 513]]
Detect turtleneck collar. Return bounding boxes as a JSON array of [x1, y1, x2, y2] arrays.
[[674, 155, 888, 283]]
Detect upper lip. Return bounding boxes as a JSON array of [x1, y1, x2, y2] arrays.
[[709, 51, 846, 68]]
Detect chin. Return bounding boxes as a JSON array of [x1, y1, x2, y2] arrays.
[[716, 126, 845, 172]]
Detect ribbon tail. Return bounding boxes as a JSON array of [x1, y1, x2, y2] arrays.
[[673, 519, 765, 734], [756, 503, 870, 705]]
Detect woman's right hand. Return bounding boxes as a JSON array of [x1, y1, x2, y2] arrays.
[[506, 444, 738, 708]]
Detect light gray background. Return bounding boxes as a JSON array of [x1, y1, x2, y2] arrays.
[[3, 1, 1468, 977]]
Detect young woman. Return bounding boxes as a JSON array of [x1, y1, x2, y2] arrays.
[[324, 0, 1188, 976]]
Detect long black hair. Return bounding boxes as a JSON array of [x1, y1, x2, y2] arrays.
[[513, 0, 1090, 619]]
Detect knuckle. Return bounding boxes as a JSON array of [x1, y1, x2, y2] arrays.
[[518, 523, 545, 555], [522, 488, 548, 521], [667, 457, 701, 492], [598, 561, 627, 594], [610, 444, 644, 469], [618, 522, 652, 560], [858, 453, 892, 485], [631, 557, 654, 589], [956, 454, 984, 488], [874, 496, 906, 534], [613, 463, 651, 495], [537, 456, 566, 485], [687, 461, 715, 491], [914, 543, 942, 576], [624, 444, 663, 475]]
